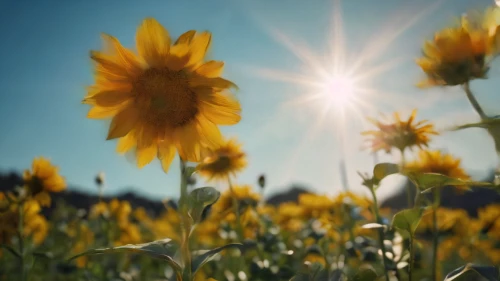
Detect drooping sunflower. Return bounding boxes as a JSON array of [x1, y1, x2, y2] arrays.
[[83, 18, 241, 172], [196, 138, 247, 181], [416, 7, 500, 87], [23, 157, 66, 207], [405, 150, 470, 181], [361, 109, 438, 153]]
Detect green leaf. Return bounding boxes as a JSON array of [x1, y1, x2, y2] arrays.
[[191, 243, 243, 274], [68, 238, 181, 274], [188, 186, 220, 223], [391, 208, 424, 237], [352, 268, 378, 281], [444, 263, 499, 281], [405, 172, 491, 192], [373, 163, 399, 182]]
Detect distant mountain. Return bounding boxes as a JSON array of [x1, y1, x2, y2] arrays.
[[2, 171, 500, 218]]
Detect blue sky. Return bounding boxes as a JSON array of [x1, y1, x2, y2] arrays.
[[0, 0, 499, 201]]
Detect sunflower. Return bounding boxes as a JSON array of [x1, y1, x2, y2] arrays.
[[416, 7, 500, 87], [196, 138, 247, 181], [83, 18, 241, 172], [361, 109, 437, 153], [212, 185, 260, 217], [23, 157, 66, 207], [404, 150, 470, 186]]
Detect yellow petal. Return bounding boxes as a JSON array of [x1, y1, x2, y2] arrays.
[[196, 115, 222, 148], [175, 122, 202, 161], [136, 142, 157, 168], [116, 133, 136, 154], [87, 102, 129, 119], [186, 32, 211, 67], [83, 90, 134, 106], [189, 77, 237, 89], [175, 30, 196, 45], [165, 43, 190, 71], [91, 51, 130, 77], [195, 61, 224, 78], [101, 33, 143, 76], [136, 18, 171, 67], [199, 93, 241, 125], [107, 106, 139, 140], [158, 143, 176, 173]]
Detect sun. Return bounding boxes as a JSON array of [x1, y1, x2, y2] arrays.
[[320, 74, 357, 109]]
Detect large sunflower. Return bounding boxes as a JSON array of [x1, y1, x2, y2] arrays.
[[83, 18, 241, 172], [416, 7, 500, 87], [361, 109, 437, 153], [196, 138, 247, 181]]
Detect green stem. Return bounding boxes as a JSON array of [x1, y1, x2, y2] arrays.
[[409, 235, 415, 281], [18, 203, 27, 281], [463, 82, 487, 120], [179, 159, 192, 281], [369, 188, 390, 281], [227, 177, 244, 241], [431, 189, 440, 281], [400, 149, 413, 209]]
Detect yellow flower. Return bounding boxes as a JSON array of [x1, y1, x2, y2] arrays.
[[417, 7, 500, 87], [417, 207, 469, 234], [68, 223, 94, 268], [197, 138, 247, 181], [83, 18, 241, 172], [405, 150, 469, 181], [298, 193, 334, 218], [0, 200, 49, 246], [304, 253, 326, 267], [23, 157, 66, 206], [362, 110, 437, 153], [212, 185, 260, 216]]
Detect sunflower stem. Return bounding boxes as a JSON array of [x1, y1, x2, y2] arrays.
[[463, 82, 487, 120], [369, 187, 391, 281], [431, 189, 440, 281], [409, 234, 415, 281], [18, 203, 27, 281], [227, 177, 244, 241], [179, 159, 193, 281], [400, 148, 413, 209]]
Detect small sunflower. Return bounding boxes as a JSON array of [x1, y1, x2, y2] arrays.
[[361, 110, 437, 153], [405, 150, 470, 185], [416, 7, 500, 87], [83, 18, 241, 172], [23, 157, 66, 207], [212, 185, 260, 216], [196, 138, 247, 181]]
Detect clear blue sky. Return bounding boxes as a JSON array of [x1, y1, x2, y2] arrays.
[[1, 0, 499, 201]]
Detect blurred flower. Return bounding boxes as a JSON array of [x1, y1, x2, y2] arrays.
[[23, 157, 66, 207], [197, 138, 247, 181], [304, 253, 326, 267], [361, 110, 437, 153], [89, 199, 142, 245], [417, 207, 470, 234], [417, 7, 500, 87], [477, 204, 500, 239], [83, 18, 241, 172], [68, 223, 94, 268], [276, 202, 304, 232], [404, 150, 470, 189], [0, 200, 48, 246], [212, 185, 260, 216], [298, 194, 334, 218]]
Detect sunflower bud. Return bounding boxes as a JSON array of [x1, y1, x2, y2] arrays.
[[258, 174, 266, 189], [95, 172, 105, 187]]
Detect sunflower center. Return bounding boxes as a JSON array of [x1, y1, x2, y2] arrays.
[[207, 155, 232, 172], [134, 68, 198, 128], [26, 176, 44, 195]]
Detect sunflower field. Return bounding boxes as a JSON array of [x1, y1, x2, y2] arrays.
[[3, 2, 500, 281]]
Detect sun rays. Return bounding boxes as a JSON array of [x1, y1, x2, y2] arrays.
[[246, 0, 445, 188]]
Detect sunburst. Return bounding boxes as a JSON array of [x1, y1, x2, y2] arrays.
[[247, 0, 444, 189]]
